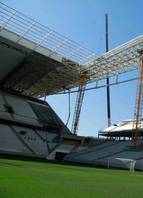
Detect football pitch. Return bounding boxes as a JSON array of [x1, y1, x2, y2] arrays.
[[0, 158, 143, 198]]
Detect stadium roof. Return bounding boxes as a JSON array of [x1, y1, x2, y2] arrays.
[[0, 2, 143, 98], [99, 119, 143, 137], [85, 35, 143, 82]]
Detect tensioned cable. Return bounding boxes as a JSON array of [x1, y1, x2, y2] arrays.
[[65, 91, 71, 126]]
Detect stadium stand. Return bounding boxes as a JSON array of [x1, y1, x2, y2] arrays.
[[65, 140, 143, 170], [1, 2, 143, 172], [0, 90, 71, 158], [47, 143, 75, 160], [0, 124, 31, 154]]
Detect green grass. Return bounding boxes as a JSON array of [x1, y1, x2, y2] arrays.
[[0, 158, 142, 198]]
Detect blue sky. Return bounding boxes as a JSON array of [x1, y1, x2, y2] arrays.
[[2, 0, 143, 137]]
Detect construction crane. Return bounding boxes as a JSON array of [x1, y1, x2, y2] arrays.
[[71, 71, 90, 135], [132, 53, 143, 148]]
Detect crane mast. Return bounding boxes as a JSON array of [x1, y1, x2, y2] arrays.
[[71, 71, 90, 135], [132, 57, 143, 148]]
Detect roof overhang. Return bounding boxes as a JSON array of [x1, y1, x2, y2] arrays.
[[0, 28, 81, 97], [99, 129, 143, 137], [0, 2, 143, 98]]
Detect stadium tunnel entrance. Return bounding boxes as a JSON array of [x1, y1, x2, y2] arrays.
[[55, 152, 67, 161]]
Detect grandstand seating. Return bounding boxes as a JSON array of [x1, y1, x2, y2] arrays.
[[13, 126, 48, 156], [0, 90, 71, 158], [0, 91, 40, 126], [0, 124, 31, 154], [66, 141, 115, 159], [2, 91, 143, 170], [29, 101, 70, 134], [65, 140, 143, 170], [47, 143, 75, 160]]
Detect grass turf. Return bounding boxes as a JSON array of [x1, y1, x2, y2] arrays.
[[0, 158, 142, 198]]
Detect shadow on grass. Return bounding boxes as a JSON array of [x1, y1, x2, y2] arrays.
[[0, 188, 11, 198], [0, 161, 24, 168]]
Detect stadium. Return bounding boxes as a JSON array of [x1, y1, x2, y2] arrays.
[[0, 1, 143, 197]]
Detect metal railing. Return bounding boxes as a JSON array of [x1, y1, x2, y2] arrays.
[[0, 2, 96, 64]]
